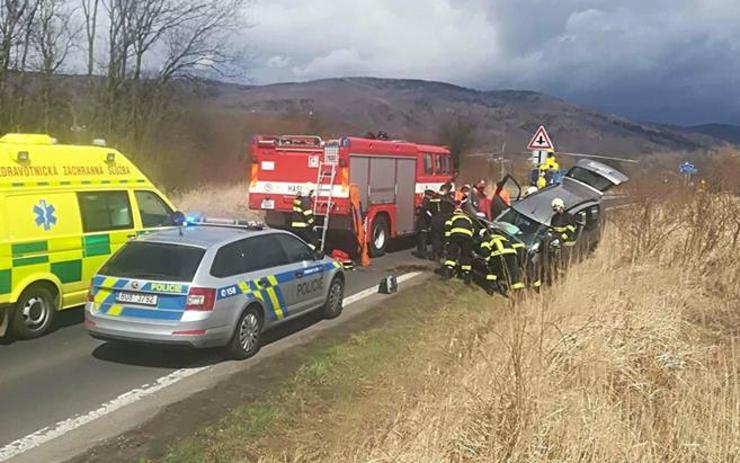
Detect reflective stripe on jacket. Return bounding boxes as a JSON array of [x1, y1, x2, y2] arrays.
[[444, 212, 474, 238]]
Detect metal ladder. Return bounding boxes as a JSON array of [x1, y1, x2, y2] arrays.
[[312, 158, 337, 252]]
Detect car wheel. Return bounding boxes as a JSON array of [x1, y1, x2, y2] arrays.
[[321, 277, 344, 319], [12, 285, 57, 339], [369, 215, 389, 257], [227, 306, 263, 360]]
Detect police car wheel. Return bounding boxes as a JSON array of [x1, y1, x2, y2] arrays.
[[12, 285, 57, 339], [227, 306, 263, 360], [369, 215, 389, 257], [321, 277, 344, 319]]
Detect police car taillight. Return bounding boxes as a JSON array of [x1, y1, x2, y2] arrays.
[[185, 287, 216, 311]]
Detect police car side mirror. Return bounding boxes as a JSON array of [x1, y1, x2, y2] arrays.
[[172, 211, 186, 226]]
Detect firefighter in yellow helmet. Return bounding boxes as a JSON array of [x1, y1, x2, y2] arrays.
[[291, 183, 319, 250], [442, 203, 475, 284], [477, 228, 525, 295]]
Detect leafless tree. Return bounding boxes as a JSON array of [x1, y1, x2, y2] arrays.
[[30, 0, 78, 129], [80, 0, 99, 76], [0, 0, 40, 128]]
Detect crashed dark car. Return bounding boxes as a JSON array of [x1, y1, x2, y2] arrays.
[[484, 159, 629, 286]]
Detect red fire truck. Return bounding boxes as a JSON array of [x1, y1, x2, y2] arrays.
[[248, 135, 453, 256]]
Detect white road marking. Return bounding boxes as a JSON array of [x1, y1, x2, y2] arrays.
[[0, 271, 424, 462]]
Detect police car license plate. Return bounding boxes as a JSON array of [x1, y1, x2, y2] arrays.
[[116, 292, 158, 306], [261, 199, 275, 209]]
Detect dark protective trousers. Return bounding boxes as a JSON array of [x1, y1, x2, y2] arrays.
[[445, 236, 473, 276], [430, 215, 447, 260], [294, 227, 319, 250], [491, 253, 524, 290]]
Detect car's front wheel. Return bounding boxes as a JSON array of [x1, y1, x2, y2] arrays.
[[321, 277, 344, 319], [226, 305, 263, 360]]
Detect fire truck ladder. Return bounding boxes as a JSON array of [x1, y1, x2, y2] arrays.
[[313, 158, 337, 252]]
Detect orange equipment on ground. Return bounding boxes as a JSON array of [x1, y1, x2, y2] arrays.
[[350, 184, 370, 267]]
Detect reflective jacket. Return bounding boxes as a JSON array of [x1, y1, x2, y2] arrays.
[[479, 233, 518, 261], [444, 210, 474, 239], [291, 196, 315, 229], [550, 211, 577, 242]]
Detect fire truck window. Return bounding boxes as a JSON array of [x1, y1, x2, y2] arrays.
[[423, 153, 433, 175], [434, 155, 442, 174], [440, 155, 451, 174]]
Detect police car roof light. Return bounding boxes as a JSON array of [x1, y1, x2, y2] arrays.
[[188, 216, 266, 231]]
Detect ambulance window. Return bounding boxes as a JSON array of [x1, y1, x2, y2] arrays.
[[135, 191, 175, 228], [423, 153, 433, 175], [78, 191, 133, 233]]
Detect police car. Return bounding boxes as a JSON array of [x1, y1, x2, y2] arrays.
[[85, 218, 345, 359]]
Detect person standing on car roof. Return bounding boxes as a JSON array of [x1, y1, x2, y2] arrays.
[[291, 183, 319, 250], [416, 189, 437, 259], [443, 203, 475, 284], [430, 182, 454, 261]]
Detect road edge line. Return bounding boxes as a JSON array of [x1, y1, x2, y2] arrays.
[[0, 270, 424, 462]]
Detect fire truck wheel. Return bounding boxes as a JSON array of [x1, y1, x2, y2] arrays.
[[369, 215, 389, 257]]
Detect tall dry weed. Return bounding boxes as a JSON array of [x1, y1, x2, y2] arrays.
[[168, 183, 260, 220], [313, 192, 740, 463]]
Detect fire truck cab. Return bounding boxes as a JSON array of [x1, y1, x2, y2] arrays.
[[248, 135, 453, 256]]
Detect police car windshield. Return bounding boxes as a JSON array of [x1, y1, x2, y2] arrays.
[[100, 242, 205, 282]]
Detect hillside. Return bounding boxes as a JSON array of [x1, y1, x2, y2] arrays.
[[198, 77, 719, 158], [687, 123, 740, 145]]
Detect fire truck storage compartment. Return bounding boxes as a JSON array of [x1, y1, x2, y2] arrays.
[[350, 155, 417, 236]]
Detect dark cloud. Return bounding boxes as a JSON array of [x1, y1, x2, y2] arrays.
[[241, 0, 740, 125]]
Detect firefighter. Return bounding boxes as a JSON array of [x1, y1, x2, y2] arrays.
[[474, 180, 491, 219], [460, 184, 480, 217], [291, 183, 319, 250], [443, 204, 475, 284], [416, 189, 437, 259], [490, 179, 512, 219], [536, 168, 547, 189], [546, 197, 578, 280], [430, 182, 454, 261], [550, 198, 577, 244], [485, 231, 525, 294]]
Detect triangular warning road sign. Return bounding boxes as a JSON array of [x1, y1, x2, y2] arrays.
[[527, 125, 555, 151]]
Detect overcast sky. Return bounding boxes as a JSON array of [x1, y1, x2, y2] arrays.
[[238, 0, 740, 126]]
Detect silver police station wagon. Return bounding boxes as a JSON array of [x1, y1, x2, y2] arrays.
[[85, 220, 345, 359]]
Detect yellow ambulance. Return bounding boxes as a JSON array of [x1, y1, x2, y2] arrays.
[[0, 134, 178, 339]]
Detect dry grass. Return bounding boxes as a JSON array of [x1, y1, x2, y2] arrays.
[[271, 193, 740, 462], [168, 183, 261, 220]]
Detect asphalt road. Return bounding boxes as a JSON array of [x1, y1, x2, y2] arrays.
[[0, 246, 423, 460]]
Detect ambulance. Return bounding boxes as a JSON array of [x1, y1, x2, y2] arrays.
[[248, 135, 453, 256], [0, 134, 177, 339]]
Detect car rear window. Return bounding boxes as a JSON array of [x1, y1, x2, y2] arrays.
[[566, 167, 615, 192], [99, 242, 205, 282]]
